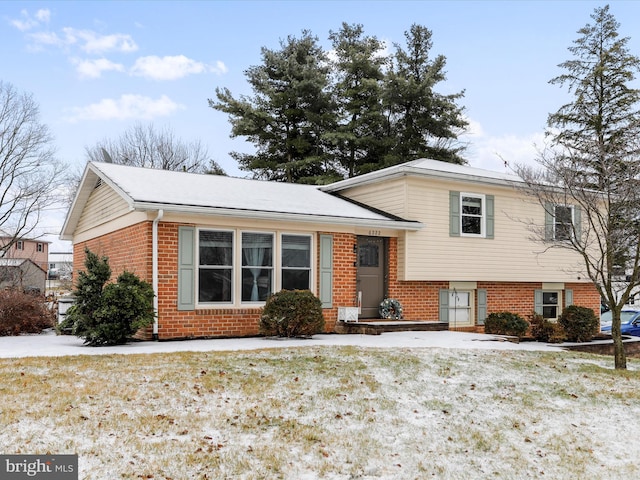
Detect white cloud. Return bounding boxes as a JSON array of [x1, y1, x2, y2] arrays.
[[461, 118, 546, 173], [72, 58, 125, 79], [10, 8, 50, 31], [35, 9, 51, 23], [61, 27, 138, 54], [65, 94, 184, 122], [26, 27, 138, 54], [130, 55, 226, 80], [213, 60, 228, 75], [27, 31, 64, 50]]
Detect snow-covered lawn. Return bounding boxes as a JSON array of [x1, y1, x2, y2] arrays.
[[0, 331, 638, 479]]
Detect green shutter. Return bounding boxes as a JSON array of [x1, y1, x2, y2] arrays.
[[545, 203, 554, 241], [319, 234, 333, 308], [534, 289, 543, 315], [178, 226, 196, 311], [450, 191, 460, 237], [565, 289, 574, 307], [486, 195, 494, 239], [439, 289, 450, 323], [477, 289, 487, 325]]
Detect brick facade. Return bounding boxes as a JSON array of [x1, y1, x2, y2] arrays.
[[73, 223, 601, 340]]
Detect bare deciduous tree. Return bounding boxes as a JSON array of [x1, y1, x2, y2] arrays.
[[0, 81, 65, 254], [85, 123, 224, 174], [516, 6, 640, 369]]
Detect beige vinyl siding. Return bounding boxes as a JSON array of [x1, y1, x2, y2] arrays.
[[404, 177, 585, 282], [75, 182, 131, 234], [338, 179, 408, 218], [341, 176, 588, 283]]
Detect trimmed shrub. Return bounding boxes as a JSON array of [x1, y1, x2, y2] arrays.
[[260, 290, 325, 338], [558, 305, 599, 343], [0, 289, 55, 336], [484, 311, 529, 338], [529, 312, 566, 343], [64, 248, 155, 346]]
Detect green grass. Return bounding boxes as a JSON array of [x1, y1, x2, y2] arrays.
[[0, 347, 639, 479]]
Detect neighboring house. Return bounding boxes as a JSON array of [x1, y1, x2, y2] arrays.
[[0, 234, 50, 273], [0, 258, 46, 294], [60, 160, 600, 340], [48, 252, 73, 280]]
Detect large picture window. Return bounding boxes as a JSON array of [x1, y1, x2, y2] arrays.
[[282, 234, 311, 290], [242, 232, 274, 302], [196, 229, 313, 305], [461, 194, 485, 236], [198, 231, 233, 303]]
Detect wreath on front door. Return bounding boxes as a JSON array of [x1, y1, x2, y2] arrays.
[[379, 298, 403, 320]]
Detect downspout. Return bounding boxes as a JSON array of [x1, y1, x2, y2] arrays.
[[152, 209, 164, 340]]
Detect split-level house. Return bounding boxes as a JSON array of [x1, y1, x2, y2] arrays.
[[60, 159, 600, 340]]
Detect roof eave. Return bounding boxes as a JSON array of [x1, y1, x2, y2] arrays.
[[132, 201, 423, 231], [60, 162, 135, 240], [322, 165, 523, 192]]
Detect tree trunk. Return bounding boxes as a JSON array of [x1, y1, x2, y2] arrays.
[[612, 321, 627, 370]]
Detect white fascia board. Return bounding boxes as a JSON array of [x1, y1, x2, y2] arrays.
[[60, 163, 136, 240], [322, 165, 523, 192], [132, 201, 423, 231]]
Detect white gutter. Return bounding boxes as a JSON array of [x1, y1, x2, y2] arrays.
[[132, 202, 423, 231], [152, 209, 164, 339]]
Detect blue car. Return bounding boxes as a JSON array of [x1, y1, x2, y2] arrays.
[[600, 309, 640, 336]]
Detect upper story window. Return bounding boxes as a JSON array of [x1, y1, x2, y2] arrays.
[[15, 241, 23, 250], [461, 194, 485, 236], [554, 205, 573, 241], [37, 243, 44, 252], [450, 191, 494, 239], [546, 203, 580, 242]]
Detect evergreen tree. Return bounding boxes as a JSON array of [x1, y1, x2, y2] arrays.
[[327, 23, 389, 177], [385, 24, 468, 165], [210, 31, 337, 183], [64, 248, 154, 346], [516, 5, 640, 369]]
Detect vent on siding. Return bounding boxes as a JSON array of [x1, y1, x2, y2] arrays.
[[94, 179, 103, 189]]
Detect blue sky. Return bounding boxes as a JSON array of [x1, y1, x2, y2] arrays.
[[2, 0, 640, 249]]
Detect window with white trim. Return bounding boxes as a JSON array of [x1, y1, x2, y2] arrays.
[[197, 230, 313, 306], [448, 290, 474, 326], [461, 193, 485, 236], [242, 232, 274, 302], [554, 205, 574, 241], [37, 243, 44, 252], [542, 291, 561, 320], [198, 230, 233, 303], [281, 234, 311, 290]]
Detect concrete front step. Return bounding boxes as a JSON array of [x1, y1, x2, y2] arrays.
[[335, 320, 449, 335]]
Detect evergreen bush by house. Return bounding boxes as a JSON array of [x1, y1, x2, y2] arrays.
[[484, 312, 529, 338], [62, 248, 155, 346], [259, 290, 325, 338], [529, 312, 566, 343], [558, 305, 599, 343]]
